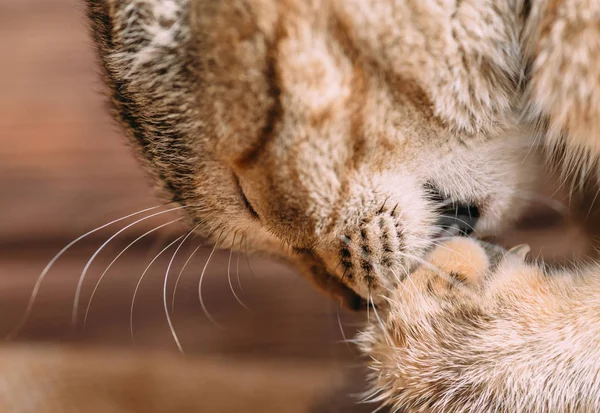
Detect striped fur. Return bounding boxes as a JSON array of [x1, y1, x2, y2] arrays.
[[84, 1, 600, 411], [85, 0, 538, 305]]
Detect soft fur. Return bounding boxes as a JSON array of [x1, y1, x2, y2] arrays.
[[522, 0, 600, 183], [359, 238, 600, 412], [354, 1, 600, 411], [55, 0, 600, 411], [86, 0, 541, 306]]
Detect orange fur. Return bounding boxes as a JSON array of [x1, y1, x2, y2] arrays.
[[3, 0, 600, 411]]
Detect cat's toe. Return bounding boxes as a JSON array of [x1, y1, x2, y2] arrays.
[[425, 237, 490, 286]]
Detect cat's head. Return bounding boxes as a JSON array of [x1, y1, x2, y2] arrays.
[[88, 0, 538, 307]]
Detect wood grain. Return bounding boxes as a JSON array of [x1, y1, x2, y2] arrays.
[[0, 0, 158, 245]]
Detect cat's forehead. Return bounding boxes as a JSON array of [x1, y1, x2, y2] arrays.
[[192, 0, 452, 167]]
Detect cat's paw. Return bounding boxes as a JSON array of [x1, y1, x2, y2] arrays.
[[358, 238, 495, 405], [405, 237, 490, 299], [425, 237, 490, 285]]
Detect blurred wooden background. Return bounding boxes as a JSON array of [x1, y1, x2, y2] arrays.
[[0, 0, 598, 411]]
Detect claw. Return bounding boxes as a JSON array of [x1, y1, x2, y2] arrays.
[[506, 244, 531, 261]]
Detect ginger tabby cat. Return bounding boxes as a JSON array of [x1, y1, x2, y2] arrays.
[[2, 0, 599, 412]]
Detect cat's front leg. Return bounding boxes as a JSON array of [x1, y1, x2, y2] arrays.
[[358, 237, 600, 413]]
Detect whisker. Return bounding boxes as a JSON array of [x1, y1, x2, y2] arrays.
[[436, 198, 457, 208], [335, 303, 351, 350], [586, 186, 600, 219], [171, 242, 202, 314], [227, 232, 249, 310], [438, 214, 475, 233], [522, 124, 544, 167], [395, 250, 478, 299], [163, 225, 201, 354], [370, 295, 393, 347], [130, 235, 185, 344], [199, 231, 225, 329], [7, 205, 162, 340], [171, 227, 219, 314], [366, 288, 370, 324], [72, 205, 190, 328], [244, 236, 257, 279], [142, 229, 173, 264], [400, 265, 418, 293], [370, 401, 390, 413], [401, 264, 421, 297], [390, 268, 413, 297], [548, 170, 571, 203], [83, 217, 183, 330], [358, 387, 385, 404], [236, 235, 244, 292]]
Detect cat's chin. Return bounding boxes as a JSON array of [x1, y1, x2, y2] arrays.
[[318, 276, 370, 312], [285, 248, 368, 312]]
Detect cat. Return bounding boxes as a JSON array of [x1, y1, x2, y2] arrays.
[[85, 0, 600, 411], [352, 1, 600, 411], [359, 237, 600, 412], [86, 0, 542, 308]]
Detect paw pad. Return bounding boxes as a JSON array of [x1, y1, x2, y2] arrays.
[[425, 237, 490, 285]]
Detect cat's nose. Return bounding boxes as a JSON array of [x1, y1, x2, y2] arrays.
[[426, 184, 480, 237], [435, 203, 480, 237]]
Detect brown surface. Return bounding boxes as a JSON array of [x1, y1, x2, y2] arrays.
[[0, 346, 354, 413], [0, 0, 158, 245]]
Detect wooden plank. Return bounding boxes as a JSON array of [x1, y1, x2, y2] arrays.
[[0, 0, 158, 244], [0, 242, 364, 361]]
